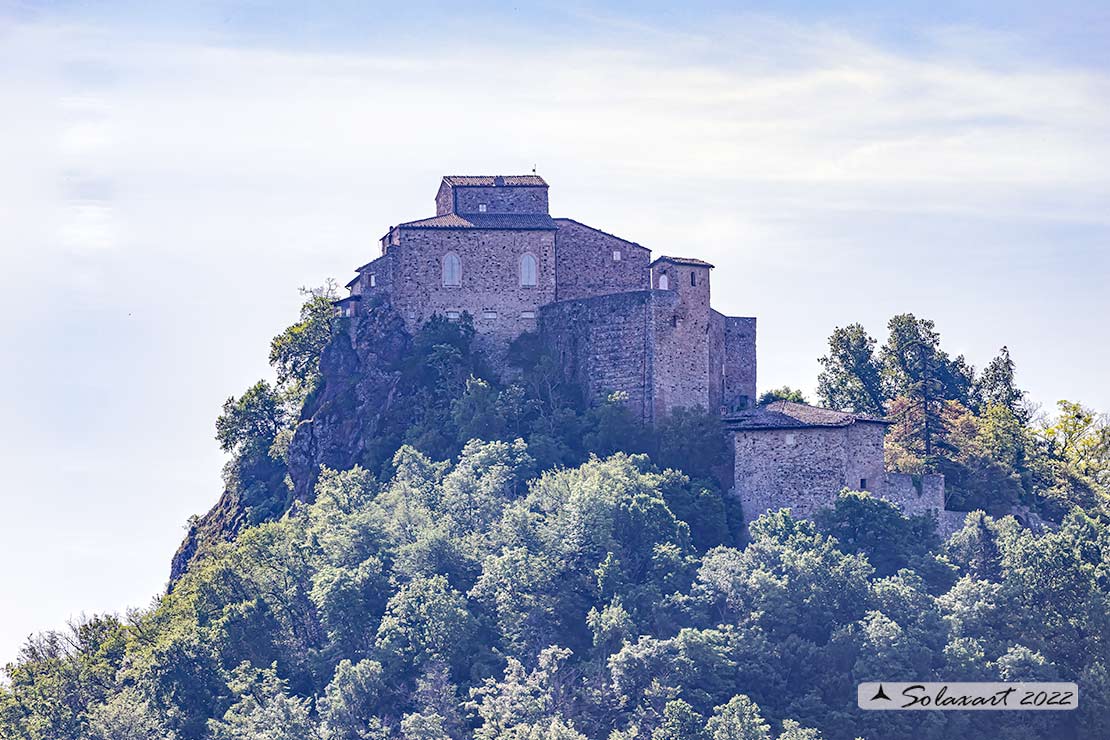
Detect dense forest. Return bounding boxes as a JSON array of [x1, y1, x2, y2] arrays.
[[2, 289, 1108, 740]]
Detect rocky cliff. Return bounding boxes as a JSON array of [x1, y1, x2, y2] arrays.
[[170, 298, 412, 584], [286, 298, 412, 501]]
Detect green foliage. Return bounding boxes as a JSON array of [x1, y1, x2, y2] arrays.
[[86, 687, 175, 740], [652, 699, 707, 740], [814, 490, 938, 577], [207, 663, 318, 740], [652, 406, 729, 483], [269, 283, 340, 402], [816, 324, 886, 416], [757, 387, 808, 406], [705, 695, 770, 740], [10, 304, 1110, 740], [317, 658, 385, 739], [817, 316, 1107, 518], [971, 346, 1027, 421], [7, 450, 1106, 740], [216, 380, 286, 455]]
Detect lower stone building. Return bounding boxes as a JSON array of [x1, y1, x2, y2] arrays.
[[727, 400, 956, 530]]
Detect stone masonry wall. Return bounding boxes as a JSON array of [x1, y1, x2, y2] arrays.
[[389, 227, 557, 358], [846, 422, 888, 495], [538, 291, 653, 421], [734, 426, 853, 523], [453, 185, 549, 214], [435, 184, 453, 216], [649, 262, 713, 419], [883, 472, 946, 517], [723, 316, 757, 411], [553, 219, 650, 301], [708, 312, 725, 412], [353, 253, 395, 302]]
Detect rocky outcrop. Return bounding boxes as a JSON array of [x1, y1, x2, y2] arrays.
[[170, 298, 411, 586], [287, 297, 411, 502]]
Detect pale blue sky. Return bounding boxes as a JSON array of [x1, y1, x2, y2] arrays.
[[1, 1, 1108, 665]]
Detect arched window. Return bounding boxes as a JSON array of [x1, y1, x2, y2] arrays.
[[658, 273, 669, 290], [520, 253, 538, 287], [442, 252, 461, 287]]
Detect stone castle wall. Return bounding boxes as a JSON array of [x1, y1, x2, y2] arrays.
[[846, 422, 888, 494], [386, 227, 556, 355], [883, 472, 945, 517], [721, 315, 757, 411], [553, 219, 650, 301], [734, 426, 856, 522], [538, 290, 654, 420], [353, 253, 395, 300], [452, 185, 549, 214], [649, 264, 712, 418]]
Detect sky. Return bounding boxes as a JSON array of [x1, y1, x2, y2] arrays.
[[1, 0, 1109, 666]]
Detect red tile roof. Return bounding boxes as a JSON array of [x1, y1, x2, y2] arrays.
[[442, 175, 548, 187], [398, 213, 557, 230], [726, 401, 889, 430], [650, 255, 715, 269]]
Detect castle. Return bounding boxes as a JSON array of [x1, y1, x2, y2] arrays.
[[335, 175, 950, 530]]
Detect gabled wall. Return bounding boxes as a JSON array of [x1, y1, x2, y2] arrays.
[[553, 219, 650, 301]]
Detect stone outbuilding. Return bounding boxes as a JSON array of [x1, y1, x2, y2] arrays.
[[726, 400, 949, 526]]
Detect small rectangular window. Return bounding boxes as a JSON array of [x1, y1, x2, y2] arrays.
[[482, 310, 498, 320], [478, 203, 487, 212], [446, 311, 461, 321], [369, 274, 377, 287], [860, 478, 868, 490], [520, 311, 536, 319], [613, 250, 621, 261], [784, 433, 796, 445], [691, 272, 697, 286]]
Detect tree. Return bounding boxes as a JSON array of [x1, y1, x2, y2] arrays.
[[814, 490, 938, 577], [652, 699, 708, 740], [705, 695, 771, 740], [582, 392, 651, 458], [375, 575, 477, 678], [269, 283, 339, 401], [1042, 400, 1110, 492], [776, 720, 823, 740], [756, 387, 808, 406], [215, 380, 286, 455], [972, 346, 1027, 422], [207, 663, 319, 740], [816, 324, 886, 416], [653, 406, 730, 483], [879, 314, 972, 464], [317, 659, 384, 740], [86, 688, 175, 740]]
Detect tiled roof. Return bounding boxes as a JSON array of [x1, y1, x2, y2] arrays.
[[398, 213, 558, 230], [650, 255, 715, 268], [442, 175, 548, 187], [725, 401, 889, 430], [332, 295, 361, 305]]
